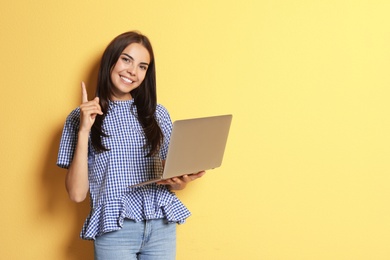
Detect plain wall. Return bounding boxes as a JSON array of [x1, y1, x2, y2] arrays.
[[1, 0, 389, 259]]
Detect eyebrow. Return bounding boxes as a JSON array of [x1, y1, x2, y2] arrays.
[[121, 53, 149, 66]]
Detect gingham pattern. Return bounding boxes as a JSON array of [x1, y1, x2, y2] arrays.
[[57, 100, 190, 240]]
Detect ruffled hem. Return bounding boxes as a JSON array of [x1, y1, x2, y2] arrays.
[[80, 186, 190, 240]]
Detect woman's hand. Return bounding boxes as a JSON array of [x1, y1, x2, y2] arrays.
[[79, 82, 103, 132], [157, 171, 206, 190]]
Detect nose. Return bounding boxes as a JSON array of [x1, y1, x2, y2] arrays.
[[127, 64, 136, 76]]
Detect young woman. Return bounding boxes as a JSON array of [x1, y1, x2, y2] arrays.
[[57, 31, 205, 260]]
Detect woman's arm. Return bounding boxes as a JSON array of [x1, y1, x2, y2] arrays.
[[65, 82, 103, 202], [65, 130, 90, 202]]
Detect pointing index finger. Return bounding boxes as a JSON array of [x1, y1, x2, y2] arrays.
[[81, 81, 88, 103]]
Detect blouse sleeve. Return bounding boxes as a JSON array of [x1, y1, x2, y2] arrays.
[[155, 104, 173, 160], [56, 108, 81, 169]]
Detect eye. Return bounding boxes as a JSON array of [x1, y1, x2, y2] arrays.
[[140, 65, 148, 71], [121, 57, 130, 63]]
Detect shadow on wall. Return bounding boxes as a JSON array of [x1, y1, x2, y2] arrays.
[[40, 58, 100, 260], [42, 127, 93, 260]]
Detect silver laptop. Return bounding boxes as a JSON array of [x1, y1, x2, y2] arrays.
[[131, 114, 232, 187]]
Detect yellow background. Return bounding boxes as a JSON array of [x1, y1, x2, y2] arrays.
[[1, 1, 389, 259]]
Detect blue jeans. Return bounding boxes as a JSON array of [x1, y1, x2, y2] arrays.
[[94, 219, 177, 260]]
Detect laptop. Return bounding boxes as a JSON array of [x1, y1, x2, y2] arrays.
[[130, 114, 232, 187]]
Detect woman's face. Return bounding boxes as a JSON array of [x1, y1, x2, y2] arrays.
[[110, 43, 150, 100]]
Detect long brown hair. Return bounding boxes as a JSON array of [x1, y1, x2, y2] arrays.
[[91, 31, 162, 157]]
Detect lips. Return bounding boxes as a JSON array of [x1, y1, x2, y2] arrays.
[[120, 75, 133, 83]]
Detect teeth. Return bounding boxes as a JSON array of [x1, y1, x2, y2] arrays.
[[121, 76, 133, 83]]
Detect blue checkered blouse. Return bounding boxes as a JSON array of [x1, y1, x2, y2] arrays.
[[57, 99, 190, 240]]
